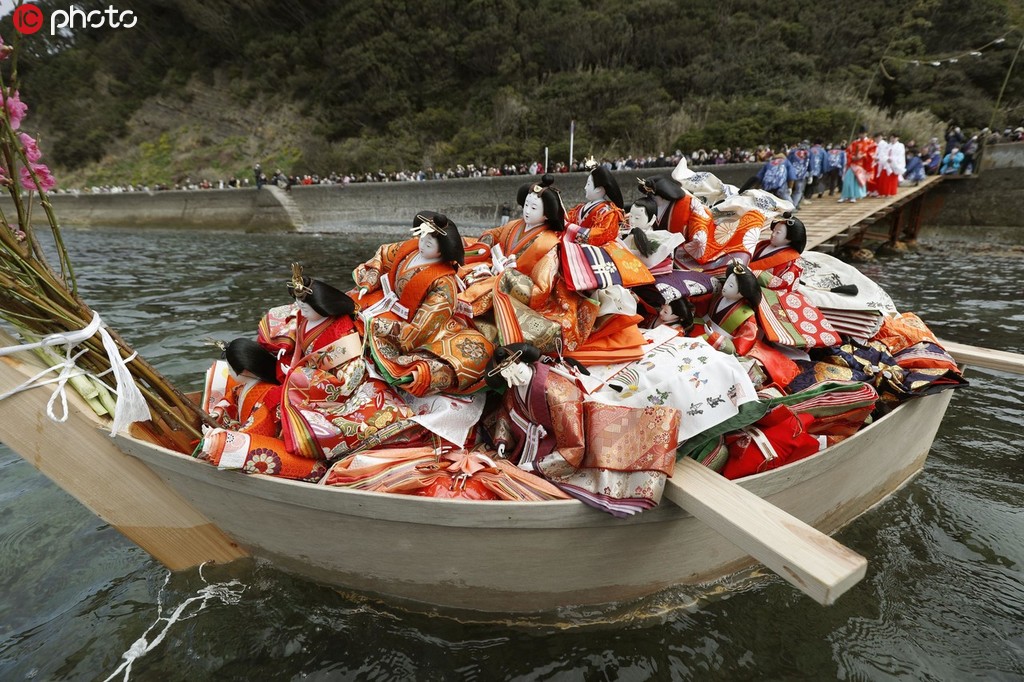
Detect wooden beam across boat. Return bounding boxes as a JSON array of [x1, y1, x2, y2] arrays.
[[664, 458, 867, 606], [0, 333, 248, 569], [941, 340, 1024, 375]]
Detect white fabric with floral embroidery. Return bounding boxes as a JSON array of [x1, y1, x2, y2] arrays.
[[587, 334, 759, 443]]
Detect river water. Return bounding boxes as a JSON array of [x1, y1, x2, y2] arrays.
[[1, 225, 1022, 680]]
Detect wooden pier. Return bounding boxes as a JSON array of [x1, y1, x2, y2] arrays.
[[795, 175, 945, 252]]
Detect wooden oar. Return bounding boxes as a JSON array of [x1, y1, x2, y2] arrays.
[[664, 458, 867, 606], [941, 340, 1024, 375], [0, 333, 247, 569]]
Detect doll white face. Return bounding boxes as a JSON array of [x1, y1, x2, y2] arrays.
[[522, 193, 545, 227], [296, 299, 325, 322], [418, 232, 442, 260], [721, 274, 742, 301], [769, 221, 790, 248], [658, 304, 680, 324], [584, 175, 606, 202], [628, 204, 656, 231], [499, 360, 532, 387]]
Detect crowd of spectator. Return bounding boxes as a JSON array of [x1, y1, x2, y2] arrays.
[[53, 124, 1022, 195]]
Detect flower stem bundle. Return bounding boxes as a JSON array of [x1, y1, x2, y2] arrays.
[[0, 30, 207, 449]]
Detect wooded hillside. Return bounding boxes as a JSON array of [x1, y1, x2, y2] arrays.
[[6, 0, 1022, 184]]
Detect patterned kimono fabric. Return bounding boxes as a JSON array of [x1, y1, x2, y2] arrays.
[[257, 303, 298, 383], [491, 362, 679, 517], [354, 239, 494, 397], [564, 199, 655, 291], [199, 315, 361, 479], [202, 362, 281, 438], [709, 379, 880, 479], [470, 219, 600, 354], [321, 446, 570, 501], [564, 199, 623, 246], [796, 250, 897, 338], [747, 250, 842, 350], [279, 312, 425, 460], [749, 243, 801, 284], [696, 296, 801, 389], [677, 195, 771, 274], [786, 338, 967, 414]]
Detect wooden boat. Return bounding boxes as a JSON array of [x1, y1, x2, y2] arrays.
[[0, 328, 957, 614]]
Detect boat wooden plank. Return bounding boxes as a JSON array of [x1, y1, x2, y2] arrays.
[[942, 340, 1024, 374], [0, 340, 248, 569], [664, 458, 866, 605]]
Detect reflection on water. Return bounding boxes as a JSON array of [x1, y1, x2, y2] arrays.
[[1, 227, 1022, 680]]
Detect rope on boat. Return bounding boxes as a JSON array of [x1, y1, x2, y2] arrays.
[[0, 311, 150, 435], [103, 564, 246, 682]]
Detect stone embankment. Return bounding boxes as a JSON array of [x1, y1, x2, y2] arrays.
[[7, 145, 1023, 233]]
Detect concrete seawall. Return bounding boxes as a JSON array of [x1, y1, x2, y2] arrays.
[[8, 147, 1023, 232], [11, 166, 758, 234]]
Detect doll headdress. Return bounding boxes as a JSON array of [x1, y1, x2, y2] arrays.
[[412, 212, 448, 237], [584, 155, 598, 170], [486, 348, 524, 377], [637, 177, 655, 196], [287, 262, 313, 300]]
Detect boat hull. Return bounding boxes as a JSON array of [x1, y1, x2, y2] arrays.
[[113, 390, 953, 613]]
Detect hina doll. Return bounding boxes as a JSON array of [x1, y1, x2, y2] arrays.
[[201, 267, 422, 476], [695, 261, 801, 389], [748, 213, 807, 291], [464, 177, 597, 353], [485, 343, 680, 517], [625, 196, 716, 324], [353, 211, 494, 396], [204, 337, 282, 438], [636, 174, 713, 238], [563, 164, 625, 246]]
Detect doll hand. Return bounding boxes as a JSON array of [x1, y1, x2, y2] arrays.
[[496, 443, 506, 459], [467, 263, 493, 282], [357, 287, 368, 300]]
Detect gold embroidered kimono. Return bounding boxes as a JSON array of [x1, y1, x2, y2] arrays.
[[354, 238, 493, 396], [460, 219, 599, 352]]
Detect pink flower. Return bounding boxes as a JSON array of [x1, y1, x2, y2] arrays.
[[2, 90, 28, 129], [0, 35, 9, 61], [19, 163, 56, 192], [19, 133, 42, 163]]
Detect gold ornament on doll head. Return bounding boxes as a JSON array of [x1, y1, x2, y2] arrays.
[[637, 178, 655, 196], [584, 156, 598, 170], [287, 262, 313, 300], [487, 348, 524, 377], [411, 213, 448, 237]]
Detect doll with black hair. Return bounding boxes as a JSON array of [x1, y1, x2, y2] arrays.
[[200, 333, 335, 481], [625, 197, 716, 325], [204, 338, 282, 437], [564, 164, 625, 246], [748, 212, 808, 295], [640, 171, 793, 274], [464, 177, 599, 354], [477, 175, 566, 277], [353, 211, 493, 396]]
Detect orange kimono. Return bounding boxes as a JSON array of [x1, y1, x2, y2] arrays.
[[354, 239, 493, 396], [564, 199, 623, 246]]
